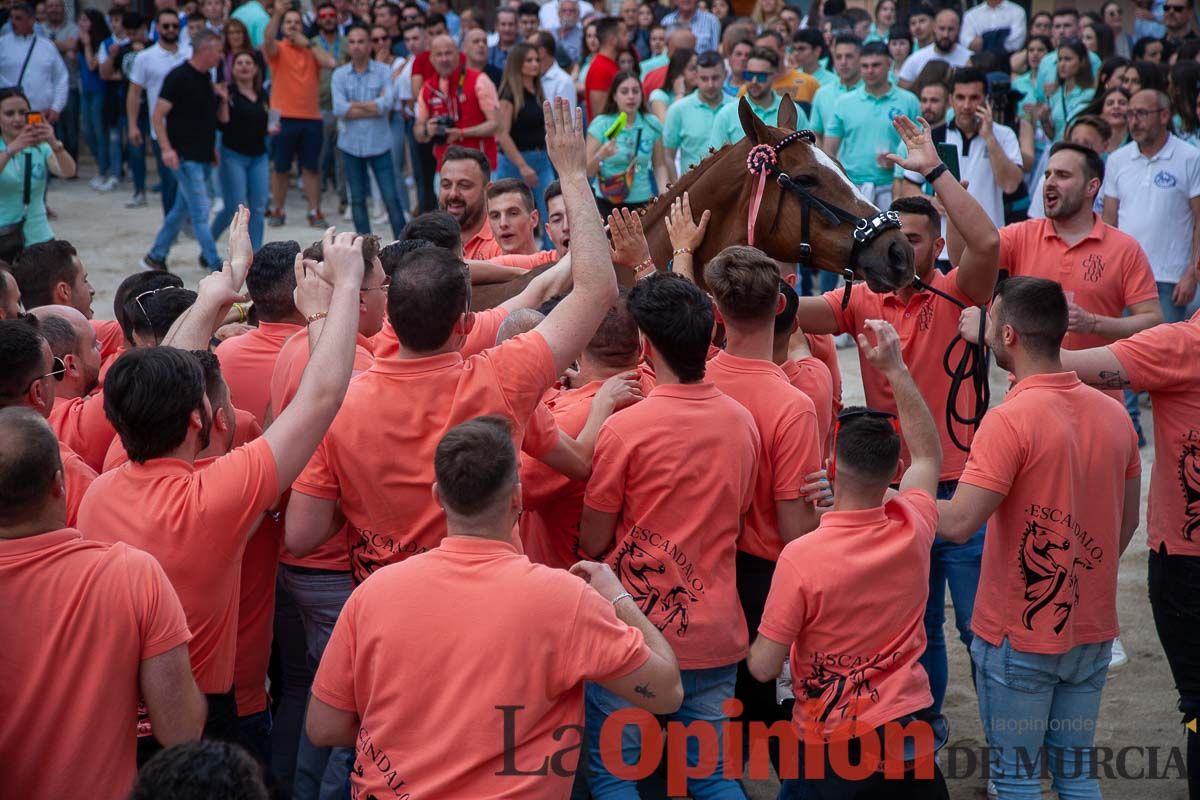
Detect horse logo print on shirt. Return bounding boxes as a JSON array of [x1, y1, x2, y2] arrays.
[[1179, 432, 1200, 541], [1018, 516, 1097, 634], [800, 653, 894, 725], [613, 534, 700, 637]]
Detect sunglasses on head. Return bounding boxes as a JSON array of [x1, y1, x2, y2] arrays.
[[742, 70, 771, 83], [134, 286, 183, 346], [828, 408, 900, 485]]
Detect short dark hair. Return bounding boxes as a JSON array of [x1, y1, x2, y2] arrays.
[[486, 178, 535, 212], [1052, 7, 1080, 21], [247, 241, 300, 322], [192, 349, 230, 409], [434, 416, 516, 516], [345, 21, 371, 37], [835, 407, 901, 485], [104, 347, 205, 463], [1049, 140, 1106, 186], [774, 278, 799, 336], [517, 1, 539, 17], [755, 29, 785, 49], [792, 27, 825, 55], [0, 407, 62, 526], [888, 23, 912, 44], [909, 2, 934, 20], [129, 740, 268, 800], [860, 40, 889, 58], [114, 272, 185, 346], [747, 45, 779, 69], [950, 66, 987, 92], [380, 238, 434, 275], [585, 289, 640, 368], [123, 287, 197, 344], [832, 33, 863, 51], [38, 314, 78, 359], [155, 7, 180, 25], [704, 245, 782, 323], [994, 276, 1067, 360], [401, 211, 462, 252], [543, 180, 562, 207], [890, 195, 941, 235], [625, 273, 712, 383], [10, 240, 79, 310], [122, 10, 146, 30], [0, 317, 46, 402], [595, 16, 622, 45], [425, 10, 447, 27], [1067, 114, 1113, 144], [441, 145, 490, 180], [387, 247, 469, 352], [532, 29, 557, 56]]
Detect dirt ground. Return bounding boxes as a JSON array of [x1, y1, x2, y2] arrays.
[[51, 160, 1188, 799]]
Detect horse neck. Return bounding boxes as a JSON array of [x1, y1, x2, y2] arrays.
[[643, 142, 751, 281]]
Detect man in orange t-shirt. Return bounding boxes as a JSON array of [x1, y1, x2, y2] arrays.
[[749, 319, 946, 796], [0, 319, 97, 527], [580, 273, 760, 797], [0, 406, 205, 800], [285, 101, 621, 583], [77, 231, 369, 744], [264, 5, 337, 227], [306, 417, 683, 798], [33, 305, 116, 472], [937, 277, 1140, 798], [1056, 309, 1200, 797]]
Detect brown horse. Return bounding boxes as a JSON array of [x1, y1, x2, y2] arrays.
[[471, 96, 915, 308]]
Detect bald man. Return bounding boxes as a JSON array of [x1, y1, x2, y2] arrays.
[[413, 34, 499, 171], [0, 266, 20, 319]]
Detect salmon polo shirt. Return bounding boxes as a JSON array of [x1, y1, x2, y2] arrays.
[[960, 372, 1140, 655], [312, 536, 650, 800], [585, 381, 760, 669], [1109, 308, 1200, 557], [0, 531, 190, 800], [759, 489, 937, 739]]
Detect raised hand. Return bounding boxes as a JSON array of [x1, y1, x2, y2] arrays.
[[198, 259, 250, 311], [292, 252, 335, 321], [856, 318, 906, 376], [544, 98, 587, 180], [593, 371, 645, 416], [321, 229, 366, 290], [227, 205, 254, 288], [607, 207, 650, 269], [664, 192, 710, 252], [886, 115, 940, 176]]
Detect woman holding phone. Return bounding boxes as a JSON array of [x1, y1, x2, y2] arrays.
[[0, 88, 76, 259], [586, 71, 667, 218]]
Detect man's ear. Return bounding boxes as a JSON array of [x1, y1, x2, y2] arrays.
[[784, 271, 797, 288], [530, 209, 540, 231], [213, 405, 231, 433], [775, 292, 786, 315], [713, 305, 725, 325], [52, 280, 72, 305], [431, 482, 442, 508], [188, 407, 203, 433]]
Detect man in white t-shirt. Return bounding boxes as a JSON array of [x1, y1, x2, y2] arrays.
[[961, 0, 1026, 54], [896, 68, 1023, 230], [126, 8, 190, 217], [1103, 88, 1200, 323], [897, 7, 971, 89]]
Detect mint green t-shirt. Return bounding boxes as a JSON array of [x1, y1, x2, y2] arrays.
[[639, 53, 668, 78], [0, 141, 53, 246], [710, 92, 810, 149], [809, 79, 863, 135], [587, 112, 663, 204], [826, 84, 920, 185], [809, 66, 837, 87], [664, 90, 732, 173]]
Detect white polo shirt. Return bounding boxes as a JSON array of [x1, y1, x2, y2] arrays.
[[900, 122, 1022, 229], [1103, 134, 1200, 283], [896, 42, 972, 86], [960, 0, 1027, 54], [128, 42, 191, 140]]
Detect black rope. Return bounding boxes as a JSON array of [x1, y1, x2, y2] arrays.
[[911, 275, 991, 453]]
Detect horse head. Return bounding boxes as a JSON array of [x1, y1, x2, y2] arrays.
[[737, 96, 915, 293]]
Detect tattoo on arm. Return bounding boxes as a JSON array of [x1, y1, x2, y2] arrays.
[[634, 683, 656, 699], [1099, 370, 1130, 390]]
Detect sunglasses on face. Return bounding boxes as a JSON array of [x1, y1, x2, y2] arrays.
[[1165, 4, 1189, 11], [16, 356, 66, 397], [828, 408, 900, 485], [159, 22, 180, 29], [371, 35, 389, 42], [742, 70, 771, 83]]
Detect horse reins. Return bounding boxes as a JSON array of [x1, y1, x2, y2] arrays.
[[744, 129, 990, 451], [745, 129, 902, 310]]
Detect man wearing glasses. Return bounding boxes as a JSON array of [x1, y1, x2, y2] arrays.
[[709, 48, 802, 149], [1163, 0, 1198, 49]]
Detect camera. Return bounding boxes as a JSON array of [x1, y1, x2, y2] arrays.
[[986, 72, 1020, 129], [429, 115, 454, 144]]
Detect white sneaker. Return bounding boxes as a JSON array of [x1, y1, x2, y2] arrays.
[[125, 192, 147, 208], [98, 176, 119, 192], [1109, 637, 1128, 670], [88, 175, 105, 190], [987, 779, 997, 798], [341, 204, 354, 221], [835, 332, 856, 349]]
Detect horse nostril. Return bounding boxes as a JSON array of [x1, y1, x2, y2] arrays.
[[889, 241, 913, 275]]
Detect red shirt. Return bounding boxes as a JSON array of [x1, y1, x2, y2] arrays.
[[584, 53, 620, 119]]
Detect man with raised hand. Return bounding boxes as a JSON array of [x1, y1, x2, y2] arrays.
[[285, 99, 619, 584]]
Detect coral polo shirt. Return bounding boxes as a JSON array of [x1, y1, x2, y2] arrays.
[[781, 356, 834, 455], [78, 438, 280, 693], [312, 536, 650, 799], [464, 219, 503, 261], [0, 530, 189, 800], [293, 331, 558, 584], [59, 439, 96, 527], [960, 372, 1140, 654], [760, 489, 937, 739], [1109, 309, 1200, 557], [369, 306, 510, 362], [825, 268, 979, 481], [585, 381, 759, 669], [50, 391, 116, 473], [90, 319, 124, 363], [214, 320, 305, 425]]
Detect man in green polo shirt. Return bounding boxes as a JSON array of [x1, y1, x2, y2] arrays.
[[823, 40, 919, 208], [710, 48, 807, 149], [665, 52, 731, 178], [809, 35, 865, 137], [791, 29, 836, 88]]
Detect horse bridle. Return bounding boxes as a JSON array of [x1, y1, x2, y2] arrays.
[[745, 130, 901, 309]]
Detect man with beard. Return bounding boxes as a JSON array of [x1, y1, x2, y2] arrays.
[[710, 48, 801, 148], [897, 7, 971, 90], [438, 146, 502, 260]]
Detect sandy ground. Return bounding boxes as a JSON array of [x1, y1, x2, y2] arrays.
[[51, 161, 1188, 799]]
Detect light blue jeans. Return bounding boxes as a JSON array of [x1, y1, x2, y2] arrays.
[[1157, 280, 1191, 324], [210, 146, 269, 252], [343, 149, 407, 239], [80, 88, 109, 178], [495, 149, 556, 249], [971, 636, 1112, 799], [585, 664, 745, 799], [149, 160, 221, 269]]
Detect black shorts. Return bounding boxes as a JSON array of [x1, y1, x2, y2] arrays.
[[272, 117, 323, 173]]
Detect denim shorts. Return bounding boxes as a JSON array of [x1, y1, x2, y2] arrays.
[[272, 117, 323, 173]]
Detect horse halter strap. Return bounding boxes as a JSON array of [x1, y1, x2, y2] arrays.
[[745, 130, 902, 309]]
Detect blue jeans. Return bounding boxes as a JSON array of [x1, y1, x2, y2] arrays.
[[80, 88, 108, 177], [920, 480, 985, 714], [125, 112, 151, 194], [818, 269, 840, 294], [389, 112, 408, 209], [272, 565, 355, 800], [150, 137, 179, 216], [342, 149, 407, 239], [585, 664, 745, 799], [971, 636, 1112, 799], [495, 149, 556, 249], [149, 161, 221, 268], [238, 708, 273, 767], [211, 146, 269, 252], [1158, 280, 1191, 324]]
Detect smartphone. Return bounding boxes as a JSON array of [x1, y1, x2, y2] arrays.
[[935, 142, 961, 182], [25, 111, 45, 126]]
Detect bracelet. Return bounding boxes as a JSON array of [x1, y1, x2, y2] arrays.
[[611, 591, 633, 608], [924, 163, 948, 184], [672, 246, 693, 257], [305, 311, 328, 325], [633, 258, 656, 280], [233, 302, 247, 324]]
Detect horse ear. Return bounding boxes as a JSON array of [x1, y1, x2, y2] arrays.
[[738, 96, 769, 144], [777, 93, 798, 132]]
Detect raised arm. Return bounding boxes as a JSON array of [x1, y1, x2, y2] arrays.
[[161, 208, 255, 349], [533, 99, 619, 375], [262, 4, 284, 59]]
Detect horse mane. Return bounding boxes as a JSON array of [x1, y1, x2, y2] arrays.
[[640, 143, 738, 220]]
